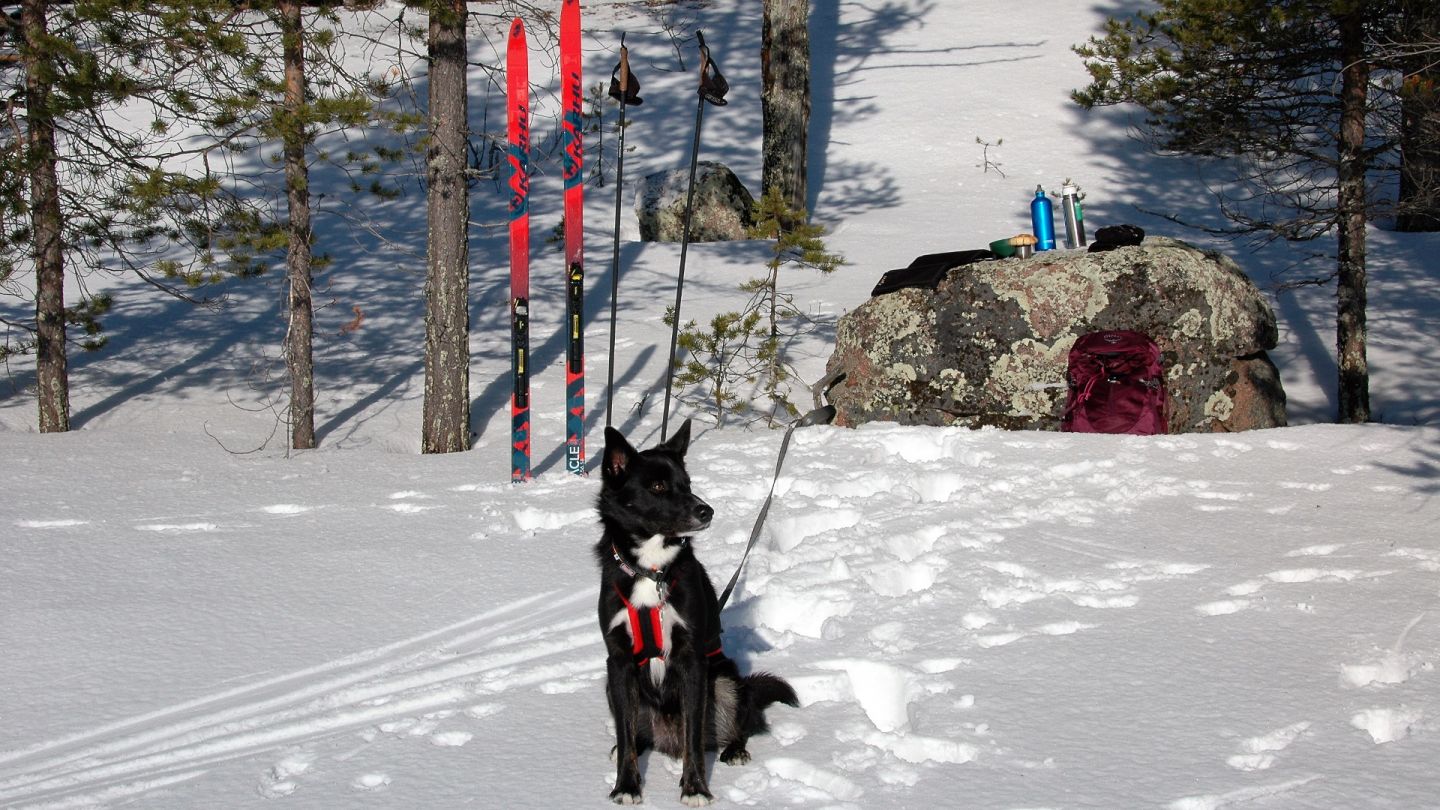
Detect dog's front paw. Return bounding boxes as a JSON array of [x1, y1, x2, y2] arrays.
[[609, 788, 643, 805], [678, 772, 713, 807], [680, 790, 714, 807]]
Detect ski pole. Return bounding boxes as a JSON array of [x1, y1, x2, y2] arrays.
[[661, 31, 728, 441], [606, 37, 642, 428]]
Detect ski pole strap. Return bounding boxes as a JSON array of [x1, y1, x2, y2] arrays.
[[717, 405, 836, 610], [609, 40, 642, 105], [696, 31, 728, 107]]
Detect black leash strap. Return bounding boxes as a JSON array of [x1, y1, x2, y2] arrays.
[[717, 405, 835, 610]]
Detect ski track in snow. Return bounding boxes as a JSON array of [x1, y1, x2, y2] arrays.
[[4, 426, 1436, 807], [0, 582, 600, 807]]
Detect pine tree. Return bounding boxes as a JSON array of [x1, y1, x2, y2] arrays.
[[747, 187, 842, 424], [218, 4, 408, 450], [278, 0, 318, 450], [417, 0, 471, 454], [762, 0, 810, 217], [2, 1, 279, 432], [670, 309, 767, 428], [1073, 0, 1435, 424]]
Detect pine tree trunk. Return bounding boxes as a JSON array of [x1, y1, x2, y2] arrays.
[[281, 0, 316, 450], [24, 0, 68, 434], [762, 0, 810, 217], [1335, 10, 1370, 423], [1396, 2, 1440, 232], [421, 0, 471, 454]]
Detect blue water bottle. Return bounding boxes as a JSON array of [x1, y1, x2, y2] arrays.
[[1031, 185, 1055, 251]]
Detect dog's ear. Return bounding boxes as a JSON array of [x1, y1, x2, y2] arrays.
[[603, 427, 637, 480], [659, 418, 692, 458]]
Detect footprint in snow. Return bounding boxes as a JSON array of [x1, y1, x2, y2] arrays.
[[260, 503, 314, 515], [745, 588, 854, 639], [1341, 614, 1430, 688], [512, 506, 593, 532], [862, 557, 944, 598], [1209, 438, 1255, 458], [978, 561, 1139, 611], [352, 772, 391, 791], [256, 750, 316, 798], [1389, 546, 1440, 572], [384, 490, 440, 514], [1195, 599, 1251, 617], [1203, 568, 1371, 615], [795, 659, 952, 734], [760, 758, 864, 802], [1192, 488, 1249, 512], [1226, 721, 1311, 771], [135, 522, 219, 533], [1341, 653, 1415, 688], [862, 730, 979, 765], [429, 731, 473, 747], [880, 524, 946, 563], [1351, 707, 1423, 744], [911, 471, 968, 502], [1278, 481, 1333, 492], [16, 518, 89, 528], [771, 508, 862, 553], [1266, 568, 1363, 584], [975, 621, 1098, 648]]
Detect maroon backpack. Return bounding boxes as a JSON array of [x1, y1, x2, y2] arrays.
[[1062, 330, 1167, 435]]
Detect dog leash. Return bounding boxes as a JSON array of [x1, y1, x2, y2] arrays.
[[716, 403, 836, 610]]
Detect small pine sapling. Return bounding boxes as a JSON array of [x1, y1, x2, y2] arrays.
[[665, 188, 844, 427], [665, 307, 768, 428], [746, 187, 844, 424]]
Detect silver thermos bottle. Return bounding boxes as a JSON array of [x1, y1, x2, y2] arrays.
[[1061, 182, 1086, 249]]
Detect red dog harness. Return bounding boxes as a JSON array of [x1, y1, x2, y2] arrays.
[[611, 544, 724, 668], [614, 582, 670, 667]]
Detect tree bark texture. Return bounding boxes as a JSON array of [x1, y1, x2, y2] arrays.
[[1335, 9, 1370, 423], [281, 0, 317, 450], [762, 0, 810, 218], [24, 0, 69, 433], [421, 0, 471, 454]]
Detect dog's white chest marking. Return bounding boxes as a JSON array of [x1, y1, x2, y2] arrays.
[[633, 533, 682, 572]]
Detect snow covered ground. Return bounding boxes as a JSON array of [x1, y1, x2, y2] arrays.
[[3, 1, 1439, 808]]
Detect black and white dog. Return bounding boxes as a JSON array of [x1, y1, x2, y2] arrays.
[[595, 420, 797, 806]]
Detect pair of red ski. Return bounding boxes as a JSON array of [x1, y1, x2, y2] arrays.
[[507, 1, 584, 482]]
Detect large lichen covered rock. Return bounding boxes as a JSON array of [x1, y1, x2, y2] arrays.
[[636, 161, 755, 242], [825, 237, 1287, 433]]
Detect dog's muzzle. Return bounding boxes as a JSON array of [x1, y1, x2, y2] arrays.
[[689, 500, 714, 531]]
